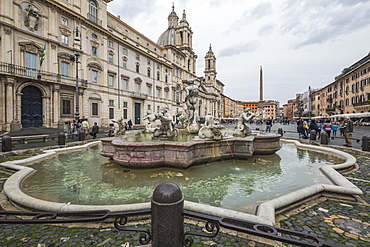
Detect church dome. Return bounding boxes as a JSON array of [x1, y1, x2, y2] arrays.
[[157, 5, 178, 47], [157, 28, 176, 47]]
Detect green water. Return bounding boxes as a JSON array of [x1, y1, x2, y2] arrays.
[[22, 144, 341, 214]]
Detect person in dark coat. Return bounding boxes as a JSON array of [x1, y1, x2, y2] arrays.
[[90, 122, 99, 139]]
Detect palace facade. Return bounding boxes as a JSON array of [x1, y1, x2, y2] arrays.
[[0, 0, 224, 131]]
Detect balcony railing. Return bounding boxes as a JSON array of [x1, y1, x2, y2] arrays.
[[130, 92, 148, 100], [88, 13, 102, 25], [353, 100, 370, 107], [0, 62, 87, 88]]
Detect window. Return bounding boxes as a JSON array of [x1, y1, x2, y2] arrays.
[[62, 100, 71, 114], [61, 34, 69, 45], [147, 68, 150, 77], [61, 17, 68, 26], [123, 59, 127, 68], [109, 100, 114, 106], [108, 41, 113, 47], [123, 102, 128, 107], [136, 83, 141, 93], [108, 75, 114, 87], [165, 90, 169, 99], [25, 52, 37, 77], [123, 48, 127, 54], [123, 109, 127, 119], [92, 46, 97, 56], [89, 0, 98, 23], [136, 54, 140, 60], [147, 104, 151, 110], [165, 75, 168, 83], [136, 64, 140, 73], [157, 72, 160, 80], [147, 59, 150, 65], [109, 108, 114, 119], [92, 103, 99, 116], [156, 87, 161, 98], [147, 85, 152, 96], [92, 70, 98, 84], [122, 79, 128, 90], [61, 62, 69, 77], [108, 54, 113, 63]]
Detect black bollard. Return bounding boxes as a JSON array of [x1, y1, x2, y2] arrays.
[[78, 132, 84, 141], [58, 132, 66, 145], [278, 128, 283, 136], [362, 135, 370, 151], [310, 130, 317, 140], [320, 132, 328, 145], [151, 182, 184, 247], [2, 136, 12, 152]]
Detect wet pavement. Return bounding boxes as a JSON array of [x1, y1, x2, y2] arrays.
[[0, 125, 369, 246]]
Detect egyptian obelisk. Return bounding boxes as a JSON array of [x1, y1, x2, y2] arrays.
[[259, 66, 263, 101]]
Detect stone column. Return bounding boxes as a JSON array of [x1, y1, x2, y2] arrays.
[[5, 79, 14, 131], [53, 85, 61, 128]]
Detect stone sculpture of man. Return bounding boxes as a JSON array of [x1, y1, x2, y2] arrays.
[[234, 108, 255, 136], [143, 110, 158, 132], [184, 79, 200, 133]]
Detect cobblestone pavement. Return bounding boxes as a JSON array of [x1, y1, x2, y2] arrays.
[[279, 153, 370, 247]]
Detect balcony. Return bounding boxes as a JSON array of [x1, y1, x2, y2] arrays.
[[130, 92, 148, 100], [87, 13, 102, 25], [353, 100, 370, 107], [0, 62, 87, 88], [325, 107, 336, 113]]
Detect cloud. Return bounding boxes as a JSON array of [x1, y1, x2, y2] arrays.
[[258, 23, 275, 36], [278, 0, 370, 48], [224, 2, 273, 35], [218, 42, 261, 58]]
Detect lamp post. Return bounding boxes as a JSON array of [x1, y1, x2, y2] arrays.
[[70, 27, 81, 121], [308, 85, 311, 122]]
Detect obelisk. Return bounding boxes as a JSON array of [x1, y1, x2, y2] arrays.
[[259, 66, 263, 101]]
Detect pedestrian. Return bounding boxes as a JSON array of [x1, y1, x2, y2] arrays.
[[316, 120, 322, 139], [343, 117, 353, 147], [265, 118, 273, 132], [128, 119, 133, 130], [90, 122, 99, 139], [309, 120, 318, 137], [297, 118, 307, 139], [332, 123, 339, 137], [81, 119, 89, 140], [323, 120, 332, 139]]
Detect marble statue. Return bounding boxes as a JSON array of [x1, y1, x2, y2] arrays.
[[143, 110, 158, 133], [111, 117, 126, 136], [177, 110, 188, 129], [255, 108, 268, 120], [198, 113, 225, 140], [184, 79, 200, 133], [234, 108, 255, 137], [153, 105, 178, 138]]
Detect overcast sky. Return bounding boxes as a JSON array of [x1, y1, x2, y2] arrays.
[[107, 0, 370, 105]]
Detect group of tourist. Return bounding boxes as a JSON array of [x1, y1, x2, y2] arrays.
[[296, 118, 354, 147], [69, 116, 100, 140]]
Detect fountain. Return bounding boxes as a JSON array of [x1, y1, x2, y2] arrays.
[[101, 96, 280, 168], [0, 86, 362, 226]]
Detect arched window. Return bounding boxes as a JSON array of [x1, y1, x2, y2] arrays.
[[89, 1, 98, 23]]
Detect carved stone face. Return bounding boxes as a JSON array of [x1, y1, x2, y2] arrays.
[[24, 4, 40, 32]]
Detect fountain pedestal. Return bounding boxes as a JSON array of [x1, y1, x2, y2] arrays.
[[101, 134, 280, 168]]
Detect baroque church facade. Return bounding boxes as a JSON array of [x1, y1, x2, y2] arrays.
[[0, 0, 224, 131]]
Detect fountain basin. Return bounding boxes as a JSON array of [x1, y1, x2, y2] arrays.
[[100, 134, 281, 168]]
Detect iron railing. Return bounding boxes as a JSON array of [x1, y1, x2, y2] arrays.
[[0, 62, 87, 88], [0, 208, 342, 246]]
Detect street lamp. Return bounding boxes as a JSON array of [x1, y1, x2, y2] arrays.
[[70, 27, 81, 121]]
